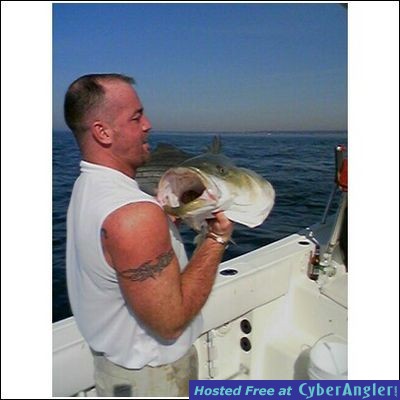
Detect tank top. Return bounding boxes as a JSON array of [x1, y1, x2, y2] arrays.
[[66, 161, 203, 368]]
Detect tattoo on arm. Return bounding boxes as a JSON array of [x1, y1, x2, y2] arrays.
[[117, 249, 174, 282]]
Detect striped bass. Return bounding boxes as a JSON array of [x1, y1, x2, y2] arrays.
[[156, 147, 275, 231]]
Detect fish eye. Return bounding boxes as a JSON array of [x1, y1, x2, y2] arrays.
[[216, 165, 225, 174]]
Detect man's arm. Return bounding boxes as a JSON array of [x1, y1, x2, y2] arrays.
[[101, 202, 233, 340]]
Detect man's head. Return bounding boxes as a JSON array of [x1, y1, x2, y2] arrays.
[[64, 73, 135, 139], [64, 73, 152, 174]]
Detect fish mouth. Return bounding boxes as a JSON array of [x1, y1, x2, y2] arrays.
[[157, 167, 219, 213]]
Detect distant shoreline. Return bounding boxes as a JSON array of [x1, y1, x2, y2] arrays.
[[54, 129, 348, 135], [152, 130, 348, 135]]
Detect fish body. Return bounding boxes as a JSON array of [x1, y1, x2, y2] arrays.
[[157, 151, 275, 231]]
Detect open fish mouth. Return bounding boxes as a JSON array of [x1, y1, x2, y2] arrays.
[[157, 167, 219, 213]]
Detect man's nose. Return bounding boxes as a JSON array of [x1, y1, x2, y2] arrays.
[[141, 114, 152, 132]]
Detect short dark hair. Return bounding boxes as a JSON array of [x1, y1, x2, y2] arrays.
[[64, 73, 135, 136]]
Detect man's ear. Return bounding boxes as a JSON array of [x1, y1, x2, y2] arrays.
[[91, 121, 112, 145]]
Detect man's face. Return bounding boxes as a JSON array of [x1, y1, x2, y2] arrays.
[[104, 81, 152, 169]]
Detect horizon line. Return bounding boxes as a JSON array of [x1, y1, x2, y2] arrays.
[[53, 129, 348, 134]]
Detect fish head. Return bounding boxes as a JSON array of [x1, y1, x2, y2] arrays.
[[156, 167, 222, 231], [222, 167, 275, 228], [157, 153, 275, 231]]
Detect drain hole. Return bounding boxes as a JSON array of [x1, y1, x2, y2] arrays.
[[298, 240, 310, 246], [220, 268, 238, 276], [240, 319, 252, 334], [240, 337, 252, 352]]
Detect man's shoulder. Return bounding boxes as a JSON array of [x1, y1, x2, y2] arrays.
[[104, 201, 166, 229], [102, 201, 170, 251]]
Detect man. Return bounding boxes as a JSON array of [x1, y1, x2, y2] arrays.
[[64, 73, 234, 397]]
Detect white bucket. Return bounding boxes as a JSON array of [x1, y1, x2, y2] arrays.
[[307, 337, 348, 380]]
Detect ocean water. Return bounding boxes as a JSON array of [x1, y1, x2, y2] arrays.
[[53, 130, 347, 322]]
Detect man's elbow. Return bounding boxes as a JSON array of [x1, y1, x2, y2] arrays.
[[156, 325, 185, 341], [136, 310, 188, 341], [147, 318, 186, 341]]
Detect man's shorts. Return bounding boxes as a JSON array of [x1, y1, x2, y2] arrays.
[[91, 346, 198, 397]]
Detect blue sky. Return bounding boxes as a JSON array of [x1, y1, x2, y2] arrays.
[[53, 3, 347, 132]]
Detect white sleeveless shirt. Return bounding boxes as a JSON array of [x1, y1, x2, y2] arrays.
[[66, 161, 203, 368]]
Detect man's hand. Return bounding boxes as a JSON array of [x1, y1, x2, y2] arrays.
[[207, 212, 234, 243]]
